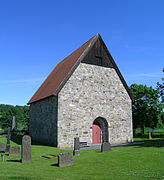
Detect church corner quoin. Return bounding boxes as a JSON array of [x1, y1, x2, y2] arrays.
[[28, 33, 133, 148]]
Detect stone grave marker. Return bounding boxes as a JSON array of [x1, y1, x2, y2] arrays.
[[6, 144, 11, 153], [0, 143, 5, 162], [21, 135, 31, 163], [7, 127, 11, 144], [73, 137, 80, 156], [58, 152, 73, 167], [6, 127, 11, 152], [148, 130, 152, 139], [101, 142, 111, 152], [9, 146, 20, 156], [12, 116, 15, 132], [0, 143, 5, 152]]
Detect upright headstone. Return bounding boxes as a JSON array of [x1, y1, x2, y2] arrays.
[[148, 130, 152, 139], [21, 135, 31, 163], [7, 127, 11, 144], [0, 143, 5, 162], [12, 116, 15, 132], [0, 143, 5, 152], [101, 142, 111, 152], [9, 146, 20, 156], [73, 137, 80, 156], [58, 152, 73, 167], [6, 127, 11, 152]]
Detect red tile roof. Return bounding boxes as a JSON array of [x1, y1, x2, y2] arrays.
[[28, 34, 96, 104]]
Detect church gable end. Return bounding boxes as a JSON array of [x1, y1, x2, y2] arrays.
[[28, 33, 132, 104], [82, 37, 114, 68]]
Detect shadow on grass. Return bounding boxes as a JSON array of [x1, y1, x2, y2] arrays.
[[6, 177, 31, 180], [51, 163, 58, 167], [7, 160, 21, 163], [41, 154, 58, 159], [134, 133, 164, 139], [122, 139, 164, 148]]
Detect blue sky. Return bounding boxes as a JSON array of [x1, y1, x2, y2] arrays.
[[1, 0, 164, 106]]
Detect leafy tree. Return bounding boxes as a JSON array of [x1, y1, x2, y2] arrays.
[[130, 84, 163, 134], [161, 112, 164, 125], [0, 105, 16, 132], [156, 68, 164, 103], [0, 104, 29, 135]]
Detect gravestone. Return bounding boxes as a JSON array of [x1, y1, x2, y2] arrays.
[[148, 130, 152, 139], [9, 146, 20, 156], [21, 135, 31, 163], [7, 127, 11, 144], [58, 152, 73, 167], [0, 143, 5, 152], [73, 137, 80, 156], [0, 143, 5, 162], [12, 116, 15, 132], [6, 127, 11, 152], [101, 142, 111, 152]]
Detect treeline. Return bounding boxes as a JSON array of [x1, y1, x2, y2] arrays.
[[130, 84, 164, 135], [0, 104, 29, 135], [130, 68, 164, 134]]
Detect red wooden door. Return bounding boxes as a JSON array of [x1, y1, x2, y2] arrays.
[[92, 124, 101, 144]]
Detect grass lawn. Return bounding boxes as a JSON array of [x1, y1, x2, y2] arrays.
[[0, 137, 164, 180]]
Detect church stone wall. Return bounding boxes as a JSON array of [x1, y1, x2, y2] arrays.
[[29, 96, 58, 146], [58, 63, 133, 148]]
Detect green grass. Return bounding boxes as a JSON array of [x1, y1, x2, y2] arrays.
[[0, 137, 164, 180]]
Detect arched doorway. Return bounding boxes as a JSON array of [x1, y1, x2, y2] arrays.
[[92, 117, 109, 144]]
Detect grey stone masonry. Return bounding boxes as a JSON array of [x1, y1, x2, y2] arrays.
[[58, 63, 133, 148], [74, 137, 80, 150], [58, 152, 73, 167], [0, 143, 5, 152], [12, 116, 15, 132], [73, 137, 80, 156], [29, 96, 58, 146], [21, 135, 31, 163], [149, 130, 152, 139], [6, 127, 11, 152], [101, 142, 111, 152], [9, 146, 20, 156]]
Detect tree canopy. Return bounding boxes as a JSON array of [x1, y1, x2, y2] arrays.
[[157, 68, 164, 103], [130, 84, 163, 133], [0, 104, 29, 135]]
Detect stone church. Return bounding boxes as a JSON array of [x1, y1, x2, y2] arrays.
[[28, 33, 133, 148]]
